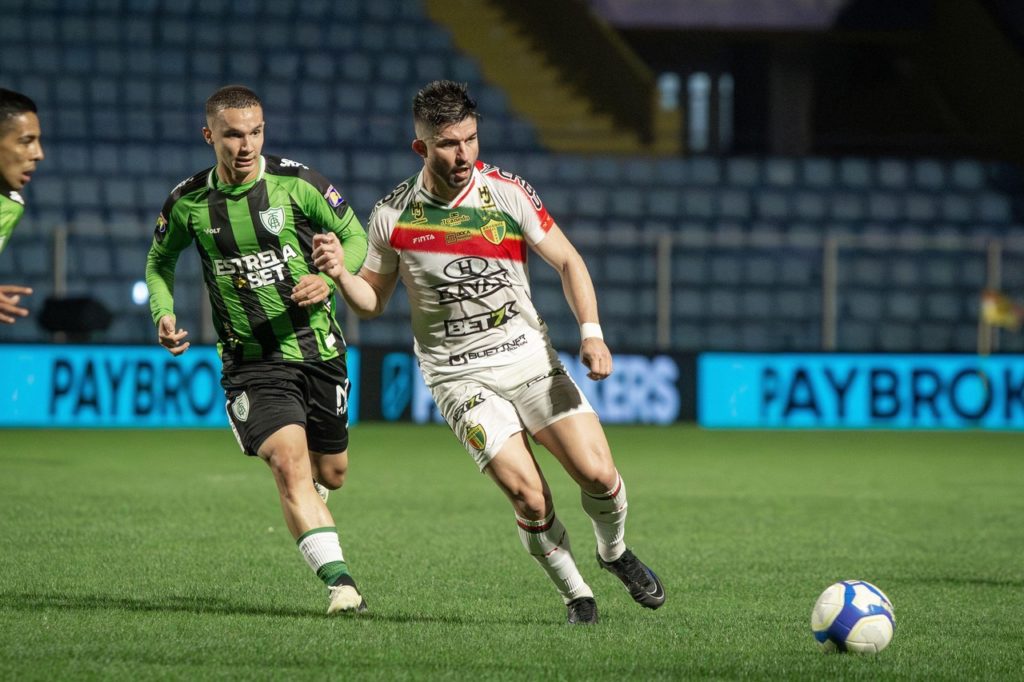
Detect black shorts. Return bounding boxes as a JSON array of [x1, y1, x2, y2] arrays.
[[221, 356, 351, 457]]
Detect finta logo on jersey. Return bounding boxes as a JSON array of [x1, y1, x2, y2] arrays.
[[214, 244, 300, 289]]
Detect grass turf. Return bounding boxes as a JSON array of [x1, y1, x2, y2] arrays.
[[1, 425, 1022, 680]]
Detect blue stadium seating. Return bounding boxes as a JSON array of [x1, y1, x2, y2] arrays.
[[2, 1, 1022, 353]]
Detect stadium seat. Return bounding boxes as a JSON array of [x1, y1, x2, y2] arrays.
[[719, 189, 752, 219], [950, 160, 984, 190], [865, 192, 901, 222], [725, 158, 759, 187], [876, 158, 909, 189], [837, 158, 872, 188], [653, 158, 687, 186], [940, 194, 973, 222], [764, 158, 797, 187], [687, 157, 722, 185], [801, 158, 835, 187], [836, 319, 872, 350], [904, 193, 938, 222], [912, 160, 946, 190], [755, 190, 789, 220], [681, 188, 715, 219]]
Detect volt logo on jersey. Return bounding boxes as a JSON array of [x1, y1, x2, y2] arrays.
[[259, 207, 286, 235]]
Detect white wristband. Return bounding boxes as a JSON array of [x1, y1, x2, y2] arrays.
[[580, 322, 603, 341]]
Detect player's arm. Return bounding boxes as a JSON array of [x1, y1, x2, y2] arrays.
[[290, 174, 368, 307], [146, 205, 192, 356], [311, 231, 398, 319], [531, 223, 611, 380]]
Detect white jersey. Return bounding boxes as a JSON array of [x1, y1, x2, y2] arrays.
[[365, 160, 555, 372]]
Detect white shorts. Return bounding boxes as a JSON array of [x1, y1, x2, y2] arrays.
[[421, 346, 596, 471]]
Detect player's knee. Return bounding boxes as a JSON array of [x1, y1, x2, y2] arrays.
[[578, 457, 618, 494], [319, 461, 347, 490], [513, 486, 551, 520]]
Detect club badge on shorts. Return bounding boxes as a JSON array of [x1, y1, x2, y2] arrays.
[[231, 392, 250, 422], [466, 423, 487, 451]]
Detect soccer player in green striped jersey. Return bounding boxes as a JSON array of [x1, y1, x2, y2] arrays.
[[146, 85, 370, 614], [0, 89, 44, 324]]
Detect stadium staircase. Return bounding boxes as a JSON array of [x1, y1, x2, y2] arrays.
[[424, 0, 681, 155]]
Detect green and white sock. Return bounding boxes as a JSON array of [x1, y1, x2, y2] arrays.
[[581, 472, 628, 563], [297, 526, 349, 586]]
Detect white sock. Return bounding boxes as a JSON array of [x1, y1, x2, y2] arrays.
[[516, 510, 593, 604], [581, 473, 628, 563], [297, 527, 347, 584]]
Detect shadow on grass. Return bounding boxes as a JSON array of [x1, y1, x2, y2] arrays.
[[0, 591, 550, 626]]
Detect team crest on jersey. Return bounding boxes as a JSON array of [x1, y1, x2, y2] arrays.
[[466, 423, 487, 451], [231, 392, 250, 422], [480, 218, 507, 245], [259, 207, 285, 235]]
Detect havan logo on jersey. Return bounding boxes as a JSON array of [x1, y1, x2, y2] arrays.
[[444, 301, 519, 337], [214, 244, 300, 289], [433, 256, 512, 305]]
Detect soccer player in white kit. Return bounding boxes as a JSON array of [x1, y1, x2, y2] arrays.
[[313, 80, 665, 624]]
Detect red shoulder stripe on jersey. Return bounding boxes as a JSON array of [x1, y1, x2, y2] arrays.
[[390, 224, 527, 262], [477, 161, 554, 232]]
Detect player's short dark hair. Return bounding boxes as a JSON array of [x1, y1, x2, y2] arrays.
[[413, 80, 478, 135], [0, 89, 38, 132], [205, 85, 262, 119]]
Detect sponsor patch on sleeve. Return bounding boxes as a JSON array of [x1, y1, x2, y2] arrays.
[[154, 213, 168, 242], [324, 185, 344, 208]]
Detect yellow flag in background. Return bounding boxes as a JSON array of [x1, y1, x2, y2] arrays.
[[981, 289, 1023, 330]]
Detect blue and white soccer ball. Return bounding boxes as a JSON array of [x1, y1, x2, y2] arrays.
[[811, 580, 895, 653]]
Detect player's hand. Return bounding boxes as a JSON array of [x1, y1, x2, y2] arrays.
[[157, 314, 190, 356], [292, 274, 330, 307], [580, 337, 612, 381], [312, 232, 346, 279], [0, 284, 32, 324]]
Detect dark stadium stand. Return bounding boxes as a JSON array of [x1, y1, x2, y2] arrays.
[[1, 0, 1023, 352]]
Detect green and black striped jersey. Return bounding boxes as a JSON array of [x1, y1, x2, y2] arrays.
[[146, 154, 367, 364]]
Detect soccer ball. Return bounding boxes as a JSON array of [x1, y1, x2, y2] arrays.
[[811, 580, 895, 653]]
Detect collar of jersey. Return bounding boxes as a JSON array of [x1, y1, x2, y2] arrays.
[[207, 156, 266, 196], [416, 166, 478, 209]]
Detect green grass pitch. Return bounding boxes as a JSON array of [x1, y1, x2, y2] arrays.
[[1, 424, 1022, 680]]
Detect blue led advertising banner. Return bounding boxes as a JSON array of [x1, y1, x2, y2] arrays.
[[699, 353, 1024, 429], [0, 345, 361, 428], [358, 347, 696, 425]]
